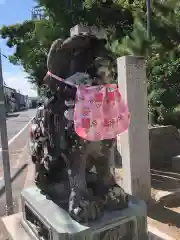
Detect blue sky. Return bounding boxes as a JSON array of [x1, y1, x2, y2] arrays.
[[0, 0, 37, 96]]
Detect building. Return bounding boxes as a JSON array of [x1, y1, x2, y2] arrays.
[[3, 85, 17, 112], [28, 97, 39, 108], [31, 6, 45, 20], [15, 92, 28, 110], [3, 85, 29, 113]]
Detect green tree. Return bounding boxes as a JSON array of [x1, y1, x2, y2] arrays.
[[112, 0, 180, 126], [2, 0, 180, 127], [0, 18, 62, 87], [0, 0, 134, 88]]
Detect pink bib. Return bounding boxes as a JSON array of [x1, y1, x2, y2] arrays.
[[74, 84, 130, 141], [47, 72, 130, 141]]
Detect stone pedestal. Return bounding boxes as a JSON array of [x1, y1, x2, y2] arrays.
[[117, 56, 151, 202], [70, 24, 106, 39], [149, 125, 180, 169], [172, 155, 180, 171], [0, 186, 148, 240]]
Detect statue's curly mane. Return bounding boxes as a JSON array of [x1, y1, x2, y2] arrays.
[[44, 34, 116, 89]]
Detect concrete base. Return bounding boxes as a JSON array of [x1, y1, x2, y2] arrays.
[[172, 155, 180, 171], [2, 213, 176, 240], [19, 186, 148, 240]]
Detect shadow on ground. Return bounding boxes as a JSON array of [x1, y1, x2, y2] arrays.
[[0, 164, 28, 197], [0, 164, 28, 217], [118, 166, 180, 232], [148, 201, 180, 228], [148, 167, 180, 236], [6, 113, 20, 118], [151, 168, 180, 192]]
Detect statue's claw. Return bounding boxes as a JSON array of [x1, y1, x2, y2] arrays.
[[69, 191, 102, 222], [105, 185, 128, 210]]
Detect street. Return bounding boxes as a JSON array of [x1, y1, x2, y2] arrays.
[[0, 109, 36, 148]]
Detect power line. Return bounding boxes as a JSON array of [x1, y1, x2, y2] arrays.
[[1, 53, 7, 59]]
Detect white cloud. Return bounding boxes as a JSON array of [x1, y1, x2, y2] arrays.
[[3, 72, 37, 97]]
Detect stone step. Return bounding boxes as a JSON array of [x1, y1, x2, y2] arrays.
[[148, 225, 175, 240]]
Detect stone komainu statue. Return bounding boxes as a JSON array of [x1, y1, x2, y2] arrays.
[[33, 33, 128, 223]]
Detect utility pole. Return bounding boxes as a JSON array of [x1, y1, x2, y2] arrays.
[[146, 0, 153, 125], [0, 50, 14, 215], [146, 0, 151, 39], [79, 0, 83, 8]]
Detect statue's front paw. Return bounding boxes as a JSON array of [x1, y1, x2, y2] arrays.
[[105, 185, 128, 210], [69, 192, 102, 222]]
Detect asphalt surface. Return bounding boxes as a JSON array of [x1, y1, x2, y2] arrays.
[[0, 109, 36, 148]]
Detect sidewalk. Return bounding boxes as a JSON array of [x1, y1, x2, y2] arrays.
[[0, 151, 34, 240], [147, 169, 180, 240], [0, 123, 30, 176], [0, 218, 8, 240], [148, 199, 180, 240]]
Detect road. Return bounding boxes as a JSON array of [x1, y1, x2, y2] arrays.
[[0, 109, 36, 148]]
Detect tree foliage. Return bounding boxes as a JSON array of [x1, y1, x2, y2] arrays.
[[1, 0, 180, 125], [0, 0, 133, 86]]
